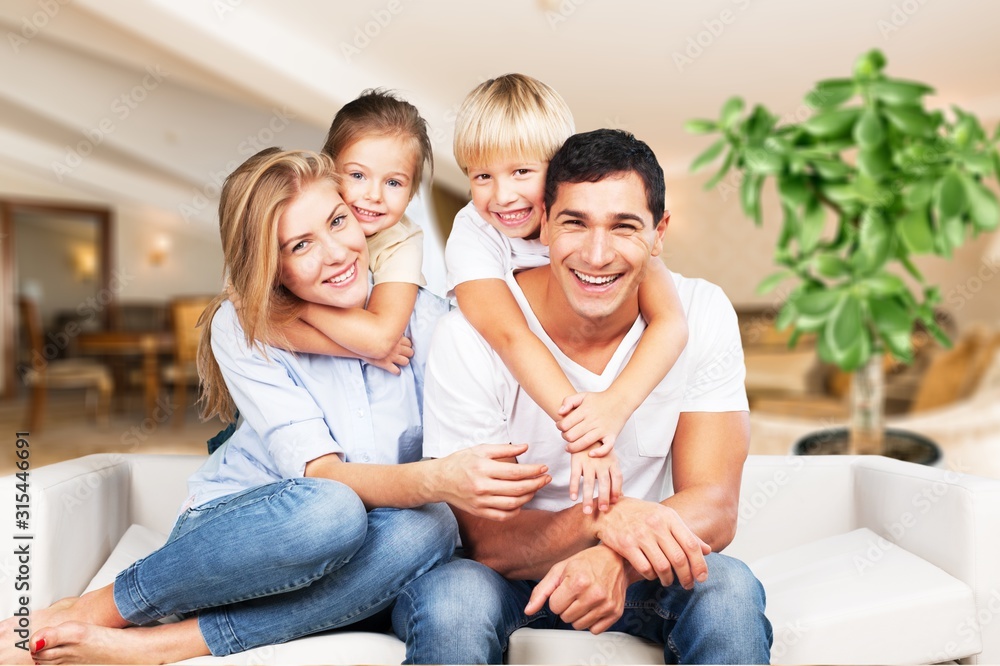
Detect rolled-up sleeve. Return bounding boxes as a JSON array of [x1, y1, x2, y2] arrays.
[[211, 303, 344, 478]]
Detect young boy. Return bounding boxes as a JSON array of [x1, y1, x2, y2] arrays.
[[447, 74, 689, 513]]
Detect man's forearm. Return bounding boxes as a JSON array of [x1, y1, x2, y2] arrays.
[[457, 505, 600, 580], [661, 484, 740, 552]]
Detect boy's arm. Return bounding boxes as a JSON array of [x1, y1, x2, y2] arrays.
[[296, 282, 419, 360], [559, 261, 688, 453], [276, 315, 413, 375], [455, 278, 575, 421]]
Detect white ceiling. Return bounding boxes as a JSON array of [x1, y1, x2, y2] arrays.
[[1, 0, 998, 235]]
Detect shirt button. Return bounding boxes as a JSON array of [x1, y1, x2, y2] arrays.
[[356, 409, 364, 418]]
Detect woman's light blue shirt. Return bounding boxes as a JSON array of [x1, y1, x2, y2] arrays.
[[184, 289, 450, 509]]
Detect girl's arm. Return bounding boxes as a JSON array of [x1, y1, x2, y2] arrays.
[[558, 261, 688, 454], [455, 278, 576, 421], [294, 281, 419, 360]]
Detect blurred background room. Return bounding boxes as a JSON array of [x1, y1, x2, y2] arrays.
[[1, 0, 998, 476]]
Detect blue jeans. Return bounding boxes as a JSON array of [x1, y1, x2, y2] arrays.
[[393, 552, 772, 664], [113, 478, 457, 656]]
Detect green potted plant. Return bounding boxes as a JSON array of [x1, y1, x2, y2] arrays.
[[686, 48, 1000, 457]]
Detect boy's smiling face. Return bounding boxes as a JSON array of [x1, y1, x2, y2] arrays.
[[467, 156, 547, 240]]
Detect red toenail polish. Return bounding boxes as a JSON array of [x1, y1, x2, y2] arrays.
[[34, 638, 45, 651]]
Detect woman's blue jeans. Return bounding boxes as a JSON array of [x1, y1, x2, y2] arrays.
[[393, 553, 772, 664], [112, 477, 457, 656]]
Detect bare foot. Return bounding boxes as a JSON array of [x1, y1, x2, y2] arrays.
[[0, 598, 80, 665], [33, 619, 208, 665]]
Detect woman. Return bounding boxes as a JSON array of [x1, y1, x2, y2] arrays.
[[2, 149, 550, 664]]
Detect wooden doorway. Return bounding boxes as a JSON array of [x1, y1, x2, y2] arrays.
[[0, 199, 113, 400]]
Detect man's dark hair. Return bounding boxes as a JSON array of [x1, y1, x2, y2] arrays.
[[544, 129, 665, 222]]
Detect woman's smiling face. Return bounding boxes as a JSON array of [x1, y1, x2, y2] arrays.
[[277, 179, 369, 309]]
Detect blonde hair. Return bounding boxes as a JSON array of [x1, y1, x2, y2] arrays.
[[197, 148, 339, 423], [453, 74, 575, 174], [322, 88, 433, 194]]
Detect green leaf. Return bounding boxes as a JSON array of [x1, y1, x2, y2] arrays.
[[756, 271, 791, 295], [802, 108, 862, 139], [870, 297, 912, 335], [899, 253, 925, 282], [720, 97, 745, 129], [942, 214, 965, 249], [870, 79, 934, 106], [882, 105, 935, 136], [690, 139, 727, 173], [857, 209, 892, 272], [806, 82, 856, 109], [777, 177, 810, 209], [924, 319, 953, 349], [702, 149, 734, 190], [897, 207, 934, 253], [882, 330, 914, 364], [744, 146, 784, 175], [684, 118, 718, 135], [740, 175, 763, 225], [857, 146, 893, 181], [775, 302, 797, 331], [854, 49, 887, 79], [863, 273, 907, 296], [903, 180, 935, 209], [935, 170, 968, 221], [796, 288, 841, 316], [812, 159, 851, 180], [854, 108, 885, 148], [825, 294, 865, 369], [815, 254, 851, 279], [962, 175, 1000, 231], [822, 182, 860, 206], [799, 197, 825, 253]]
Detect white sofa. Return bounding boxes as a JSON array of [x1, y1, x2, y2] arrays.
[[4, 453, 1000, 664]]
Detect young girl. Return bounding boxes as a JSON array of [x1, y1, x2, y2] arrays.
[[266, 89, 433, 368], [2, 149, 549, 664]]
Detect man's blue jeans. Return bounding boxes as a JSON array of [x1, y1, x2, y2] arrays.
[[393, 553, 772, 664], [113, 477, 457, 656]]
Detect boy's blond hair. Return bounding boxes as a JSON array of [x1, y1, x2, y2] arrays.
[[453, 74, 575, 174]]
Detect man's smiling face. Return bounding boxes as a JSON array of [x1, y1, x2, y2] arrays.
[[541, 172, 665, 323]]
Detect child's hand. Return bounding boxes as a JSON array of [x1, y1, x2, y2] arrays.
[[363, 336, 413, 375], [557, 391, 631, 457], [570, 446, 623, 514]]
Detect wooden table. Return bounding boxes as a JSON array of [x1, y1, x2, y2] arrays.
[[77, 331, 174, 419]]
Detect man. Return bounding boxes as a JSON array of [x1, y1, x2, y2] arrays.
[[393, 129, 772, 664]]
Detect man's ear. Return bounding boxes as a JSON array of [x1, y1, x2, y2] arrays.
[[540, 205, 550, 246], [651, 209, 669, 257]]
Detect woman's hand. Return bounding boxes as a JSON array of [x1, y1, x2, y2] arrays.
[[431, 443, 551, 521]]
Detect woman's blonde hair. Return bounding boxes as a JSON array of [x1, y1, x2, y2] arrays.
[[453, 73, 575, 174], [322, 88, 433, 193], [197, 148, 339, 423]]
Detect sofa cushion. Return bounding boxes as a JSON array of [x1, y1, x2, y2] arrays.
[[752, 527, 979, 664], [507, 627, 662, 665], [84, 524, 169, 594]]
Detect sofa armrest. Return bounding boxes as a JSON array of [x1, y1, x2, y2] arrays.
[[852, 456, 1000, 664], [0, 454, 133, 616]]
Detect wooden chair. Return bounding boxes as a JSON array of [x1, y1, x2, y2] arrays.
[[17, 297, 113, 432], [161, 296, 213, 427]]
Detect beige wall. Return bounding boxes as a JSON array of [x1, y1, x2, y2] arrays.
[[662, 170, 1000, 335]]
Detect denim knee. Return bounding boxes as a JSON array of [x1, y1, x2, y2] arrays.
[[269, 478, 368, 569], [406, 502, 459, 563]]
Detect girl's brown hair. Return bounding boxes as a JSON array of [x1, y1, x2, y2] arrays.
[[322, 88, 433, 193], [197, 148, 339, 423]]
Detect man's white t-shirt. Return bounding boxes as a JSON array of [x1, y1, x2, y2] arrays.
[[444, 201, 550, 296], [423, 269, 749, 512]]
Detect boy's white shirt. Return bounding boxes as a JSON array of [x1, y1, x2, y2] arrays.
[[444, 201, 550, 297]]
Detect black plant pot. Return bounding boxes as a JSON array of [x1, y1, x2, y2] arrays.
[[792, 427, 943, 466]]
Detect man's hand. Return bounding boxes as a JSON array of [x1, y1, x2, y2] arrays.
[[569, 447, 623, 514], [524, 544, 628, 634], [594, 497, 711, 589], [433, 443, 551, 521], [362, 336, 413, 375], [557, 390, 630, 456]]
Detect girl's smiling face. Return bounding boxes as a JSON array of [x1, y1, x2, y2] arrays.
[[278, 179, 369, 309], [336, 134, 419, 236]]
